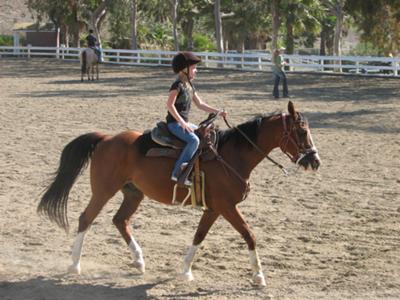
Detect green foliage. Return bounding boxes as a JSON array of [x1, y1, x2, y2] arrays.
[[348, 42, 383, 57], [0, 35, 13, 46], [108, 0, 131, 49], [191, 33, 216, 52], [137, 21, 174, 50], [24, 0, 400, 54]]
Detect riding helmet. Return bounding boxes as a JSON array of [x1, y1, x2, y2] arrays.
[[172, 51, 201, 73]]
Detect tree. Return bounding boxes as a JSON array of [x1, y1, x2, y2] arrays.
[[131, 0, 138, 50], [214, 0, 224, 53], [172, 0, 179, 51], [346, 0, 400, 55], [271, 0, 280, 50], [321, 0, 346, 56], [281, 0, 321, 54]]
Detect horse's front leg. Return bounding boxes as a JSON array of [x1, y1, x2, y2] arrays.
[[222, 207, 266, 287], [181, 210, 219, 281], [96, 64, 99, 80]]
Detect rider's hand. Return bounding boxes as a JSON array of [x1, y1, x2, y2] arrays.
[[181, 122, 194, 133], [219, 109, 227, 118]]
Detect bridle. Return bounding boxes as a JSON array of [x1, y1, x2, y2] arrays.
[[222, 113, 317, 175], [280, 113, 318, 165], [223, 115, 289, 175], [209, 113, 317, 200]]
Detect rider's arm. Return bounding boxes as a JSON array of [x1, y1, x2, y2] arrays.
[[193, 91, 227, 117]]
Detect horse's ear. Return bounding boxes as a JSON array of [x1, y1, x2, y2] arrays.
[[288, 101, 296, 117]]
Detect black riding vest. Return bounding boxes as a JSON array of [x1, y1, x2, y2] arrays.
[[87, 34, 97, 47], [166, 79, 194, 123]]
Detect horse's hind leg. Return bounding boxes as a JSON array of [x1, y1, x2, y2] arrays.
[[222, 207, 266, 287], [68, 188, 119, 274], [91, 65, 95, 81], [181, 210, 219, 281], [113, 182, 145, 274], [96, 64, 99, 80]]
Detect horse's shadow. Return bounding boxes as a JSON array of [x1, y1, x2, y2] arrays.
[[0, 276, 166, 300]]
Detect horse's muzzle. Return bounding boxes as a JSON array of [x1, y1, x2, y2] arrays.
[[297, 149, 321, 171]]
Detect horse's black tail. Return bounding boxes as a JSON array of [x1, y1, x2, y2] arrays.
[[38, 132, 105, 232], [81, 50, 87, 74]]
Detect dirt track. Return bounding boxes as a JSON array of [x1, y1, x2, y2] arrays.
[[0, 58, 399, 299]]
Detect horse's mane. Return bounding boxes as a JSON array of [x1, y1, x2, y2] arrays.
[[217, 112, 278, 150]]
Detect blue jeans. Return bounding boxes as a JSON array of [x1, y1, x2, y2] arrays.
[[273, 70, 289, 98], [167, 122, 199, 178]]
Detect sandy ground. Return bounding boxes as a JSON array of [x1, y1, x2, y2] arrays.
[[0, 58, 399, 300]]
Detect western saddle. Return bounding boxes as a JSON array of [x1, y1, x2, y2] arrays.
[[146, 113, 219, 208]]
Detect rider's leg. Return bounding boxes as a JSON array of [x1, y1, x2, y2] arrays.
[[167, 122, 199, 180]]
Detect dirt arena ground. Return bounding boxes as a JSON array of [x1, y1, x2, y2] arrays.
[[0, 58, 399, 299]]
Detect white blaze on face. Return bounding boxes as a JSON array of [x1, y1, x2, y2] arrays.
[[308, 128, 321, 162]]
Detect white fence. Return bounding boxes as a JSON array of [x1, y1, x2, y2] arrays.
[[1, 45, 399, 77]]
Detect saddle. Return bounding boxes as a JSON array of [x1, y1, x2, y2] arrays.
[[146, 113, 219, 207], [147, 113, 218, 161]]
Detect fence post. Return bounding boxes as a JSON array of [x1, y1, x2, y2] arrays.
[[356, 61, 360, 74], [117, 51, 120, 63], [61, 44, 65, 60], [27, 44, 31, 59], [287, 57, 292, 71], [392, 58, 398, 76], [258, 56, 262, 70]]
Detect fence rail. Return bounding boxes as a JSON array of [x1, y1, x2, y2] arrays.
[[1, 45, 399, 77]]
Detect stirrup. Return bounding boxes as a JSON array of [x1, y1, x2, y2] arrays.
[[171, 176, 192, 187], [171, 184, 191, 205]]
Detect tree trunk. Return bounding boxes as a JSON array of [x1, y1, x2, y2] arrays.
[[285, 22, 294, 54], [271, 0, 280, 51], [185, 17, 194, 50], [172, 0, 179, 51], [333, 0, 344, 57], [214, 0, 224, 53], [131, 0, 138, 50], [320, 27, 326, 56], [87, 2, 108, 47]]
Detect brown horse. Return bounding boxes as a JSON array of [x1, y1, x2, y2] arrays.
[[38, 101, 320, 286], [80, 48, 99, 82]]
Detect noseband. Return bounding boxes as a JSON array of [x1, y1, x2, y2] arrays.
[[280, 113, 317, 165]]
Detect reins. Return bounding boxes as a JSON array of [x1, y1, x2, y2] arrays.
[[223, 116, 289, 176]]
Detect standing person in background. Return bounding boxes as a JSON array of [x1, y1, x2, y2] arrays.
[[272, 47, 290, 99]]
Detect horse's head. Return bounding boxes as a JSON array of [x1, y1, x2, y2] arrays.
[[280, 101, 321, 171]]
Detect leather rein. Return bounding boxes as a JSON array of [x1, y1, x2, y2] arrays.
[[222, 115, 290, 175]]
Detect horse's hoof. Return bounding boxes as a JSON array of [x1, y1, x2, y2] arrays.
[[68, 263, 81, 275], [180, 271, 194, 281], [253, 271, 266, 287], [132, 259, 145, 274]]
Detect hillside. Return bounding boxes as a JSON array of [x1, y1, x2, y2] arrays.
[[0, 0, 35, 35]]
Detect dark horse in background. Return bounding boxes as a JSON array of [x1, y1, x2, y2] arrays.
[[38, 101, 320, 286], [80, 48, 99, 82]]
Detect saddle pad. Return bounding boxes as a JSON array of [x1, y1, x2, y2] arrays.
[[146, 148, 180, 158]]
